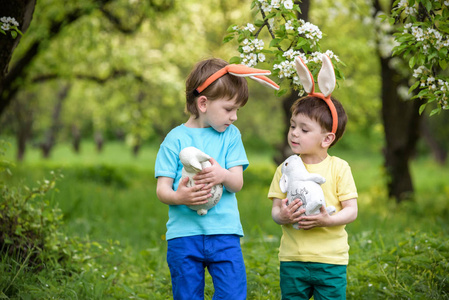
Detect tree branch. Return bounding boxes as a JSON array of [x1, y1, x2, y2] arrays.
[[32, 69, 145, 84]]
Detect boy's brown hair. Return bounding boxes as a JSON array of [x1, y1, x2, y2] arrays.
[[185, 58, 249, 118], [291, 96, 347, 147]]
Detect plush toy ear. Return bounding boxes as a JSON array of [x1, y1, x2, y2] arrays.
[[279, 174, 288, 193], [227, 64, 272, 77], [227, 65, 279, 90], [195, 64, 279, 94], [189, 160, 203, 172], [295, 56, 314, 94], [317, 54, 336, 97], [249, 75, 280, 90]]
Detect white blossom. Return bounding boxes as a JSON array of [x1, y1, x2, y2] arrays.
[[273, 60, 296, 79], [244, 23, 256, 33], [297, 21, 322, 44], [0, 16, 19, 29], [1, 23, 10, 31], [324, 50, 339, 62], [283, 0, 294, 10], [285, 20, 294, 30], [271, 0, 281, 9], [283, 49, 300, 60]]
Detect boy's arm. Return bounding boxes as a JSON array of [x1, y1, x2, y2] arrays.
[[271, 197, 305, 226], [156, 176, 212, 206], [193, 158, 243, 193], [297, 198, 358, 230]]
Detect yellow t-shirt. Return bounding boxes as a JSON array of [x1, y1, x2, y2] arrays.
[[268, 155, 358, 265]]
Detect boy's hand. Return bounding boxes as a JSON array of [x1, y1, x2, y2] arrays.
[[192, 158, 226, 189], [175, 177, 212, 206], [273, 198, 305, 225], [298, 205, 331, 230]]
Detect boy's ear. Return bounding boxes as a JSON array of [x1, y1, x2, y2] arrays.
[[197, 96, 208, 113], [322, 132, 335, 148]]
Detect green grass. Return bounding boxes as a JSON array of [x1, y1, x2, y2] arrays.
[[1, 140, 449, 299]]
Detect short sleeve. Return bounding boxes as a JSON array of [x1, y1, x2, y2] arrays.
[[225, 127, 249, 171], [336, 162, 358, 202], [267, 164, 286, 200]]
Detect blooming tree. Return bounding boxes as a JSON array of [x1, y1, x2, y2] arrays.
[[224, 0, 343, 97], [388, 0, 449, 115]]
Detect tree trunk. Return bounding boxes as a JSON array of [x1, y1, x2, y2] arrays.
[[13, 95, 34, 161], [95, 131, 104, 152], [380, 56, 423, 202], [40, 84, 70, 158], [71, 124, 81, 153], [133, 143, 141, 157], [0, 0, 36, 115]]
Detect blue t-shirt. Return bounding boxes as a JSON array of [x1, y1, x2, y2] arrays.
[[155, 124, 249, 240]]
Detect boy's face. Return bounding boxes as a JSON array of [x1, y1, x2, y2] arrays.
[[288, 113, 328, 157], [203, 96, 240, 132]]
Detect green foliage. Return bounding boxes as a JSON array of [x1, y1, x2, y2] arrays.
[[389, 0, 449, 114], [75, 164, 129, 188], [0, 144, 65, 267], [349, 231, 449, 299]]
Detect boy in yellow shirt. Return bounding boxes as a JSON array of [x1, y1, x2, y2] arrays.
[[268, 89, 358, 298]]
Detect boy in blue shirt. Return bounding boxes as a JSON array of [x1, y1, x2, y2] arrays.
[[155, 58, 278, 299]]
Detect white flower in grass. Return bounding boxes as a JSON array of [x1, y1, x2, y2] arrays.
[[258, 53, 266, 62]]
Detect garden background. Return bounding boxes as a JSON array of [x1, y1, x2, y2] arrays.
[[1, 0, 448, 299]]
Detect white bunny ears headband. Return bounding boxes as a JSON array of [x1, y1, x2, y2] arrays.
[[295, 54, 338, 134], [193, 64, 280, 96]]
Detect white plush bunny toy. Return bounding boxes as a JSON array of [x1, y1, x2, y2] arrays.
[[280, 155, 336, 229], [179, 147, 223, 216]]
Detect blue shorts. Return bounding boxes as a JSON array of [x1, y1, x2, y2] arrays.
[[280, 261, 347, 300], [167, 234, 247, 300]]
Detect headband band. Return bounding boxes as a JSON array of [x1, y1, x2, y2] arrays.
[[194, 64, 279, 96], [309, 93, 338, 134]]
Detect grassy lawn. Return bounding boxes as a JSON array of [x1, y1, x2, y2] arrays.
[[1, 140, 448, 299]]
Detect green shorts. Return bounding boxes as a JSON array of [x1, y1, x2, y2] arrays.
[[280, 261, 347, 300]]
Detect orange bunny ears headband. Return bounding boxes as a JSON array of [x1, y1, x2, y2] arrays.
[[193, 64, 280, 96], [295, 54, 338, 134]]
